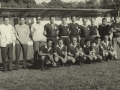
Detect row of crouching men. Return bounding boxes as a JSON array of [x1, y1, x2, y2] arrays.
[[0, 15, 117, 72]]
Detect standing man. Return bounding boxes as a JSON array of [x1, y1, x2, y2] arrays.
[[111, 17, 120, 59], [98, 18, 111, 41], [31, 16, 46, 69], [88, 18, 100, 42], [15, 16, 30, 70], [43, 15, 59, 49], [69, 15, 80, 43], [79, 19, 90, 48], [58, 16, 70, 47], [0, 16, 16, 72]]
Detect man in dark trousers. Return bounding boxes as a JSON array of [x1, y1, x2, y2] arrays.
[[0, 16, 16, 72], [43, 15, 59, 49], [69, 15, 80, 43], [98, 18, 111, 41], [15, 16, 30, 70]]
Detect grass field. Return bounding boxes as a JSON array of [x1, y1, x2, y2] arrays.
[[0, 45, 120, 90], [0, 61, 120, 90]]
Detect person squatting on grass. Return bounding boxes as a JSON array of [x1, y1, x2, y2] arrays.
[[67, 37, 84, 65], [54, 39, 68, 66], [100, 35, 117, 61], [83, 39, 94, 64], [39, 39, 56, 71]]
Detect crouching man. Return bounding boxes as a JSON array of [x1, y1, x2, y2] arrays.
[[100, 35, 117, 61], [39, 39, 56, 71], [54, 39, 68, 66], [83, 39, 94, 64], [68, 37, 84, 65]]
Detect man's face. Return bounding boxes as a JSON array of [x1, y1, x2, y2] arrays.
[[102, 20, 107, 25], [86, 41, 90, 47], [95, 39, 101, 44], [48, 41, 52, 47], [83, 19, 87, 25], [62, 18, 67, 24], [36, 17, 42, 23], [4, 18, 10, 25], [104, 36, 109, 42], [72, 38, 77, 45], [91, 19, 95, 25], [50, 17, 55, 24], [20, 18, 26, 24], [58, 40, 63, 47], [71, 17, 76, 22]]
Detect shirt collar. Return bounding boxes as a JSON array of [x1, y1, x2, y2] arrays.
[[61, 23, 68, 26], [57, 45, 64, 49], [82, 24, 88, 27], [101, 24, 107, 27], [102, 41, 109, 46], [45, 45, 51, 51], [70, 43, 77, 47]]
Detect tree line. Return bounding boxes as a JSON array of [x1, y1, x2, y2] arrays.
[[0, 0, 119, 9]]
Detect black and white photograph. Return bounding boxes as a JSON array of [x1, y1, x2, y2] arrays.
[[0, 0, 120, 90]]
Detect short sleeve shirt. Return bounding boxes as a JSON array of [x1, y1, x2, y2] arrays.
[[79, 25, 90, 38], [54, 45, 67, 57], [39, 45, 53, 54], [111, 23, 120, 37], [31, 23, 46, 41], [98, 25, 111, 40], [15, 24, 30, 44], [83, 47, 90, 55], [44, 23, 58, 37], [58, 24, 70, 37], [68, 23, 79, 36], [68, 43, 80, 55]]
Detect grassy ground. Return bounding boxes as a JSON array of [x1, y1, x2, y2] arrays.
[[0, 61, 120, 90], [0, 45, 120, 90]]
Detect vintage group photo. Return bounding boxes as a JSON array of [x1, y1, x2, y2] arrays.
[[0, 0, 120, 90]]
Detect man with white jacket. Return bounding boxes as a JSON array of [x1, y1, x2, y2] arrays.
[[0, 16, 16, 72]]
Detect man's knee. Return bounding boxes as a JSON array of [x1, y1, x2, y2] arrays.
[[54, 57, 59, 62], [41, 56, 45, 60]]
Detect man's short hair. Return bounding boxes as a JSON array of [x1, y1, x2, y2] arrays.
[[72, 36, 77, 40], [85, 38, 90, 43], [102, 18, 107, 21], [49, 15, 55, 19], [20, 16, 26, 20], [47, 39, 52, 43], [61, 16, 67, 19], [3, 16, 10, 20], [94, 36, 101, 41], [71, 15, 76, 19], [36, 15, 42, 19]]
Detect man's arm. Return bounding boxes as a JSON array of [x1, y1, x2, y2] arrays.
[[31, 24, 35, 37], [14, 26, 23, 44], [24, 26, 30, 43], [39, 51, 49, 56], [43, 25, 47, 36]]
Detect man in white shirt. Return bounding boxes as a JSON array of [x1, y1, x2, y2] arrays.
[[31, 16, 46, 69], [0, 16, 16, 72]]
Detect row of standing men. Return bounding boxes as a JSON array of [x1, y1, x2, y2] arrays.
[[0, 15, 119, 72]]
